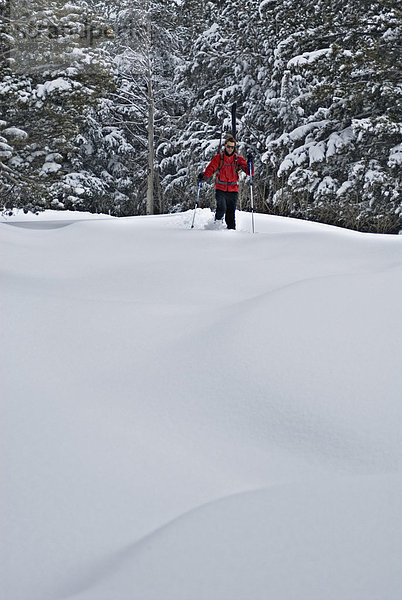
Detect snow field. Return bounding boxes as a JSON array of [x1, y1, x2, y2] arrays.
[[1, 208, 402, 599]]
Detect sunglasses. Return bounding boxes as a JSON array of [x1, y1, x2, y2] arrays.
[[226, 144, 235, 149]]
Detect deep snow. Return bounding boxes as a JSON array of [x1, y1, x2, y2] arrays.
[[1, 208, 402, 599]]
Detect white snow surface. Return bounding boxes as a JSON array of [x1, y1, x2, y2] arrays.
[[1, 208, 402, 600], [40, 161, 62, 175], [2, 127, 28, 140], [287, 48, 331, 68], [35, 78, 74, 98], [388, 142, 402, 167]]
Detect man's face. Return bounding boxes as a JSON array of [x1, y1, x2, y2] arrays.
[[225, 142, 235, 154]]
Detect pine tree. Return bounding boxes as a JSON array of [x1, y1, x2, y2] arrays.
[[0, 0, 116, 212], [260, 0, 402, 232], [162, 0, 255, 210], [2, 0, 400, 229], [102, 0, 183, 215]]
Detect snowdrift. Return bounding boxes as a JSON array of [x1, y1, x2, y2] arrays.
[[1, 209, 401, 600]]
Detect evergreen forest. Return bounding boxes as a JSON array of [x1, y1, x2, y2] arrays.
[[1, 0, 401, 232]]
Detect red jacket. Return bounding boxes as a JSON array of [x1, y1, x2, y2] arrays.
[[204, 151, 253, 192]]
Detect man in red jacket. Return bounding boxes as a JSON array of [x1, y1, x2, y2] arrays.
[[198, 135, 254, 230]]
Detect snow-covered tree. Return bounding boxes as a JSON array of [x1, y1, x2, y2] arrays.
[[100, 0, 184, 215], [0, 0, 115, 212], [260, 0, 402, 232], [2, 0, 401, 231], [161, 0, 266, 212]]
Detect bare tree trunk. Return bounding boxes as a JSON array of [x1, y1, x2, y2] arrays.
[[146, 80, 154, 214], [146, 15, 154, 215], [155, 167, 162, 213]]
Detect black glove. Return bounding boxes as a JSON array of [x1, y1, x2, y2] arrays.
[[198, 172, 205, 182], [246, 152, 253, 165]]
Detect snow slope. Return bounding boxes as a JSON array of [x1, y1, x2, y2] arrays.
[[1, 209, 402, 599]]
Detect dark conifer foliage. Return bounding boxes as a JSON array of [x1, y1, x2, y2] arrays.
[[1, 0, 401, 231]]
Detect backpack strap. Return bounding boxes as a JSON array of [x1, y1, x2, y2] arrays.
[[234, 153, 240, 173], [214, 150, 224, 180], [219, 150, 224, 171]]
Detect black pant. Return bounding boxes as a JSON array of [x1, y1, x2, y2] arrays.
[[215, 189, 238, 229]]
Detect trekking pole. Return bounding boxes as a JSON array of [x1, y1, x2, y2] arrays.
[[248, 159, 255, 234], [191, 181, 202, 229]]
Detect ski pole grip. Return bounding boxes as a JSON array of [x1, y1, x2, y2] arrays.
[[249, 162, 253, 186]]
